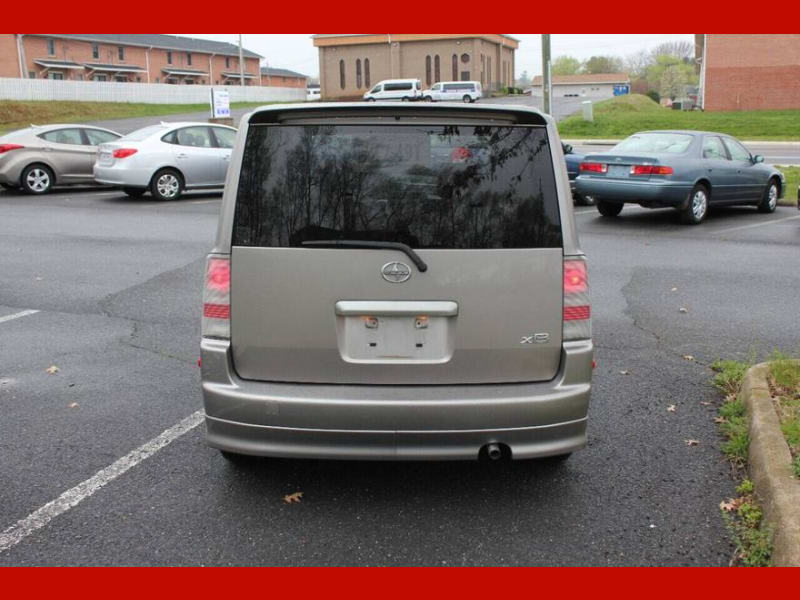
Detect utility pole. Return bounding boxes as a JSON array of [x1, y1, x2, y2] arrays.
[[238, 34, 245, 86], [541, 34, 551, 115]]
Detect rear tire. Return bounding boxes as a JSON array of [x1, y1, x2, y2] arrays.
[[681, 183, 709, 224], [596, 199, 623, 217], [150, 168, 183, 201], [401, 96, 410, 102], [122, 187, 146, 198], [20, 164, 54, 195], [462, 94, 472, 103], [757, 179, 779, 213]]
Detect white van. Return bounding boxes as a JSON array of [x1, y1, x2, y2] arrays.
[[423, 81, 483, 103], [363, 79, 422, 102], [306, 87, 321, 102]]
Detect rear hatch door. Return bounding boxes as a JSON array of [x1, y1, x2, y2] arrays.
[[230, 122, 565, 385]]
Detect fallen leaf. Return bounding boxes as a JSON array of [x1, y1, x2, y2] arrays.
[[682, 355, 695, 361], [667, 405, 677, 412], [45, 365, 59, 374], [713, 416, 726, 424], [678, 307, 689, 314], [685, 439, 700, 446], [619, 370, 630, 376], [283, 491, 303, 504], [720, 500, 736, 512], [700, 401, 712, 406], [670, 287, 678, 292], [68, 402, 79, 409]]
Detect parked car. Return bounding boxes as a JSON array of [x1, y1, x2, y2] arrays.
[[306, 87, 321, 102], [0, 124, 121, 194], [422, 81, 483, 103], [93, 122, 237, 200], [363, 79, 422, 102], [574, 130, 786, 224], [201, 102, 593, 463], [562, 143, 595, 206]]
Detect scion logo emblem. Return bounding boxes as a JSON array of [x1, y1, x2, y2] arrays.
[[381, 262, 411, 283]]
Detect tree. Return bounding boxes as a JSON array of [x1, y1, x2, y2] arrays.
[[659, 65, 689, 100], [516, 70, 531, 87], [646, 54, 697, 90], [624, 49, 651, 79], [583, 55, 624, 74], [650, 40, 695, 64], [551, 55, 581, 76]]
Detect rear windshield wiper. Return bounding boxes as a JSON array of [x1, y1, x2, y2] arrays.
[[300, 240, 428, 273]]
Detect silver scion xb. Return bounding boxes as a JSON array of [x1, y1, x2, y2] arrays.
[[0, 125, 121, 194], [93, 122, 237, 200], [201, 102, 593, 462]]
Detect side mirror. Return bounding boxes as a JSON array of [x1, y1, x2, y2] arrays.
[[753, 155, 764, 163], [563, 144, 573, 154]]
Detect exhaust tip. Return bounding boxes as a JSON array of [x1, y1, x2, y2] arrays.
[[481, 442, 509, 462]]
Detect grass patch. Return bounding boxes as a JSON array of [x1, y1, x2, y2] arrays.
[[558, 94, 800, 141], [0, 100, 273, 134], [722, 497, 772, 567], [777, 166, 799, 207], [711, 359, 751, 466], [711, 359, 751, 395], [768, 353, 800, 470]]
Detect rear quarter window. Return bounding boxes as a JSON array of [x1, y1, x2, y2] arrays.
[[233, 124, 562, 249]]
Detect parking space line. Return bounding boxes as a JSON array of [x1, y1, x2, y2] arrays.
[[0, 309, 39, 325], [189, 200, 219, 204], [574, 209, 596, 215], [712, 214, 800, 236], [0, 410, 204, 555]]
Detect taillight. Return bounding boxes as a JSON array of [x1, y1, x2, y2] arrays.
[[0, 143, 24, 154], [112, 148, 138, 159], [579, 162, 607, 173], [202, 256, 230, 339], [563, 258, 590, 341], [630, 165, 673, 175]]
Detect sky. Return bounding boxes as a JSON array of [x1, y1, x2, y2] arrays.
[[179, 34, 695, 79]]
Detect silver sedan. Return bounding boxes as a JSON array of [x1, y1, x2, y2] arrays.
[[0, 125, 121, 194], [93, 122, 237, 200]]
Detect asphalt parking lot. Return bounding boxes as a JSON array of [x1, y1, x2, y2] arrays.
[[1, 184, 798, 566]]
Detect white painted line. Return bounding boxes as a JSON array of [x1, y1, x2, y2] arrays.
[[712, 214, 800, 236], [189, 200, 219, 204], [0, 410, 205, 554], [574, 209, 597, 215], [0, 309, 39, 325]]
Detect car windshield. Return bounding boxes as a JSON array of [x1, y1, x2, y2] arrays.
[[0, 128, 32, 141], [121, 125, 170, 141], [613, 133, 694, 154], [233, 124, 562, 249]]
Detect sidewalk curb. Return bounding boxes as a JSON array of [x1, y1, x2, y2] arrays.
[[739, 362, 800, 566]]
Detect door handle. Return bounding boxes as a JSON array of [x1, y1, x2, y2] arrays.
[[177, 153, 189, 159]]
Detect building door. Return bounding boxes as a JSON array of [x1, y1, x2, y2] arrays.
[[461, 71, 470, 81]]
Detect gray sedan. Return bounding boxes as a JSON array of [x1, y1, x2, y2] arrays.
[[574, 130, 786, 224], [0, 125, 122, 194]]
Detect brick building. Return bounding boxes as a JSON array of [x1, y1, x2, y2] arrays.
[[260, 67, 309, 88], [0, 34, 265, 86], [313, 34, 519, 100], [697, 34, 800, 111]]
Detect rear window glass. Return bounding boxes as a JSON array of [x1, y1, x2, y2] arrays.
[[613, 133, 694, 154], [122, 125, 169, 141], [233, 124, 561, 249]]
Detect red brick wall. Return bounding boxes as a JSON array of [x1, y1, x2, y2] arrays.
[[260, 75, 307, 88], [704, 34, 800, 111], [0, 34, 21, 77]]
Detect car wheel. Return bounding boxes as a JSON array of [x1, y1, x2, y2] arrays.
[[21, 164, 54, 195], [681, 183, 709, 224], [401, 96, 410, 102], [596, 199, 623, 217], [463, 95, 472, 103], [150, 168, 183, 201], [757, 179, 779, 213], [122, 187, 146, 198], [367, 97, 376, 102]]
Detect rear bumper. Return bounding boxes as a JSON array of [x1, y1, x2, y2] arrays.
[[575, 176, 691, 207], [201, 338, 593, 460], [93, 164, 151, 187]]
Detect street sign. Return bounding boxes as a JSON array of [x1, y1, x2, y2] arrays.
[[210, 88, 231, 119], [613, 84, 630, 96]]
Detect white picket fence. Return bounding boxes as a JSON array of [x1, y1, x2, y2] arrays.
[[0, 77, 305, 104]]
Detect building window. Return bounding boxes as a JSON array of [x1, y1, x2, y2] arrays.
[[461, 53, 470, 64], [225, 56, 230, 68], [92, 43, 99, 59], [155, 77, 160, 83], [28, 71, 35, 79], [364, 58, 370, 88], [186, 53, 192, 66], [434, 55, 440, 82], [48, 72, 63, 80], [452, 54, 458, 80], [47, 38, 55, 55], [487, 59, 492, 88], [136, 77, 141, 83], [356, 58, 362, 88], [77, 74, 84, 81], [425, 55, 431, 85], [339, 59, 345, 89], [118, 47, 125, 61], [481, 55, 485, 84], [166, 51, 172, 64]]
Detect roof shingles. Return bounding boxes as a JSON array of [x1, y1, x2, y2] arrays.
[[37, 34, 262, 58]]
